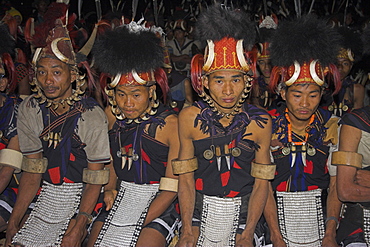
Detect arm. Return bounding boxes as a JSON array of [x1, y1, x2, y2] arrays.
[[143, 114, 179, 225], [176, 108, 197, 247], [322, 176, 341, 247], [103, 161, 118, 211], [353, 84, 365, 109], [6, 152, 43, 246], [61, 162, 105, 247], [184, 78, 194, 107], [237, 116, 272, 246], [336, 124, 370, 202], [263, 184, 286, 247], [0, 135, 20, 193]]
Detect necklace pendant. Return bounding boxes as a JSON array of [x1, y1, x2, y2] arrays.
[[203, 149, 214, 160], [282, 146, 291, 156], [231, 147, 241, 157], [307, 146, 316, 156], [132, 153, 139, 161], [43, 133, 50, 141], [342, 104, 349, 112]]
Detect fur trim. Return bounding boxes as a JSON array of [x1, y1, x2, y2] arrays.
[[270, 15, 341, 67], [257, 28, 275, 43], [92, 26, 163, 76], [195, 5, 256, 50], [337, 26, 363, 61]]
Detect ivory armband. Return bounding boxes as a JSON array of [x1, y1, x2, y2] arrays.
[[172, 157, 198, 175], [251, 162, 276, 180], [332, 151, 363, 169], [0, 149, 23, 173], [82, 167, 110, 184], [22, 157, 48, 173], [159, 177, 178, 192]]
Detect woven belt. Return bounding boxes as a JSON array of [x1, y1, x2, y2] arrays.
[[95, 181, 159, 247], [196, 194, 242, 247], [13, 181, 83, 247], [276, 189, 325, 247]]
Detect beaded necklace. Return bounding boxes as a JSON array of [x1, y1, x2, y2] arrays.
[[282, 109, 317, 167]]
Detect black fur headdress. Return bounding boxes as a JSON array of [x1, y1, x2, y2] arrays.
[[270, 15, 341, 67], [337, 26, 363, 62], [195, 4, 256, 49], [93, 25, 163, 76], [269, 15, 341, 93]]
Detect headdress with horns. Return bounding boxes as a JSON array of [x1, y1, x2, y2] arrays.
[[30, 18, 95, 109], [191, 5, 256, 118], [93, 20, 169, 123], [269, 15, 341, 93]]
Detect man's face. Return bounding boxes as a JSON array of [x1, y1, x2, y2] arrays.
[[0, 74, 8, 92], [37, 0, 48, 14], [257, 58, 272, 79], [36, 57, 75, 101], [114, 84, 154, 119], [204, 70, 246, 113], [281, 84, 322, 122], [174, 29, 185, 41], [336, 58, 353, 81]]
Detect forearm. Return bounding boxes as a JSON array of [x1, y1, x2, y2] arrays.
[[325, 177, 341, 238], [178, 173, 195, 235], [75, 183, 102, 227], [144, 190, 177, 226], [242, 179, 269, 241], [103, 161, 117, 192], [9, 171, 41, 226], [0, 166, 14, 193], [337, 167, 370, 202], [74, 163, 105, 227], [263, 186, 283, 243]]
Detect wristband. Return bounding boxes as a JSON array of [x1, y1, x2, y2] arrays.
[[77, 211, 93, 224], [325, 216, 339, 229]]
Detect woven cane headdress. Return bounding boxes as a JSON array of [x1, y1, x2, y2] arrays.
[[269, 15, 341, 94], [93, 20, 169, 123]]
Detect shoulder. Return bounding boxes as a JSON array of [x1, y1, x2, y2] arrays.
[[244, 103, 269, 116], [178, 105, 199, 120], [164, 113, 178, 125], [18, 96, 39, 113], [80, 104, 108, 126], [340, 106, 370, 133], [244, 103, 271, 126]]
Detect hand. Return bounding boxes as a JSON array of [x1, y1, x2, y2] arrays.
[[322, 235, 338, 247], [5, 222, 19, 246], [235, 237, 254, 247], [270, 234, 287, 247], [175, 233, 196, 247], [104, 189, 117, 210], [61, 225, 86, 247]]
